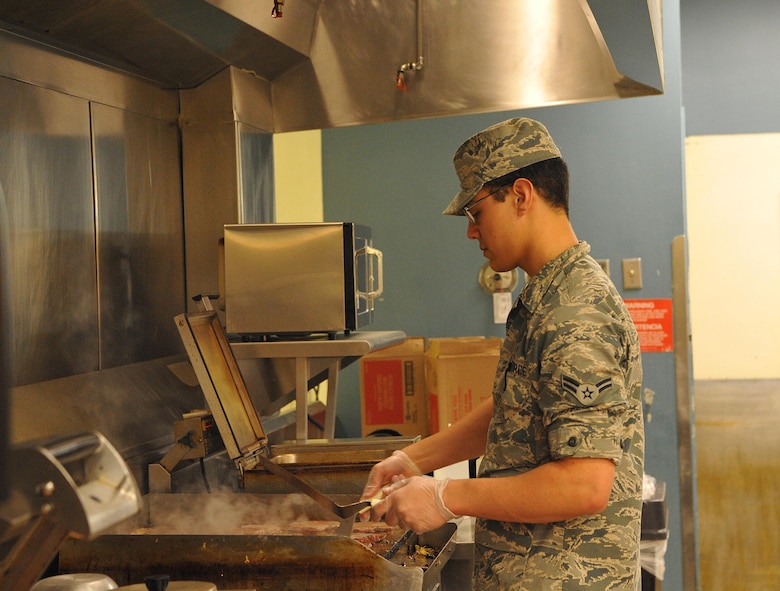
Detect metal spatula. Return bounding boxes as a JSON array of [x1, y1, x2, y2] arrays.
[[257, 454, 371, 519]]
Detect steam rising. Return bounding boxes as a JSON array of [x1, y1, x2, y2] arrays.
[[133, 493, 343, 535]]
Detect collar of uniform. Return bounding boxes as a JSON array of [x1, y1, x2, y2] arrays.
[[519, 241, 591, 313]]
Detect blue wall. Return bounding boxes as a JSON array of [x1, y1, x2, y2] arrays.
[[322, 2, 686, 589], [681, 0, 780, 136]]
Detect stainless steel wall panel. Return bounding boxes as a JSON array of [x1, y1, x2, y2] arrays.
[[230, 68, 274, 132], [182, 122, 240, 310], [91, 104, 186, 369], [1, 31, 184, 387], [10, 354, 203, 489], [237, 123, 275, 224], [179, 68, 237, 125], [0, 77, 99, 385], [0, 30, 179, 121], [179, 68, 274, 133], [181, 70, 275, 311]]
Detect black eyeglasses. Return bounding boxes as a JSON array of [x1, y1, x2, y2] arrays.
[[462, 184, 510, 224]]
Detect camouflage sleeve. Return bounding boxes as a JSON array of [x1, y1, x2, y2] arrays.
[[536, 302, 631, 464]]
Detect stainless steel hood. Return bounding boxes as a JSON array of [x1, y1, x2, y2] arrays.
[[0, 0, 664, 131]]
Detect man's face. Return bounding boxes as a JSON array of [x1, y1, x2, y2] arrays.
[[464, 184, 523, 273]]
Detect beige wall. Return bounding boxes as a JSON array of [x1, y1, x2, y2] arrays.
[[685, 133, 780, 379], [273, 130, 323, 222]]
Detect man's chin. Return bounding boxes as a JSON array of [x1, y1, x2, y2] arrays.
[[487, 260, 513, 273]]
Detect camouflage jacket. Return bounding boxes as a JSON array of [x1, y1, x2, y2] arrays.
[[475, 241, 645, 591]]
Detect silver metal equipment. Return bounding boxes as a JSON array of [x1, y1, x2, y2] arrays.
[[0, 432, 142, 591], [58, 311, 456, 591], [173, 308, 392, 522]]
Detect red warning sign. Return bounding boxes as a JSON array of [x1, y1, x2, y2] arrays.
[[625, 299, 674, 353]]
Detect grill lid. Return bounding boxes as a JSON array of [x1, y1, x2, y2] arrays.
[[175, 310, 268, 471]]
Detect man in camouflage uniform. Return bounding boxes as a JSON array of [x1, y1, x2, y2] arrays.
[[363, 117, 644, 590]]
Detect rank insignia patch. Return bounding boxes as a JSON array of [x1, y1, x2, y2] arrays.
[[562, 374, 613, 405]]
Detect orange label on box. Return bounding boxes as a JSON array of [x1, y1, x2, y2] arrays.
[[625, 298, 674, 353], [362, 359, 405, 425]]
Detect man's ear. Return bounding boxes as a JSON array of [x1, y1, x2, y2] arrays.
[[511, 178, 534, 214]]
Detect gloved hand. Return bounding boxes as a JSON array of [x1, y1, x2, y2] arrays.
[[372, 475, 460, 534], [361, 449, 422, 500]]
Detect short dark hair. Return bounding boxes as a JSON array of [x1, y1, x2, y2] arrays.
[[483, 157, 569, 215]]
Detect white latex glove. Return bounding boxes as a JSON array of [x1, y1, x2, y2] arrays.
[[361, 449, 422, 500], [372, 475, 459, 534]]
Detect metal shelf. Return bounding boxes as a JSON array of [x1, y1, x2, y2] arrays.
[[231, 331, 406, 441], [231, 331, 406, 360]]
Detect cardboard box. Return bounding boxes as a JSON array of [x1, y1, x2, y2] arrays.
[[360, 337, 428, 437], [427, 337, 502, 434]]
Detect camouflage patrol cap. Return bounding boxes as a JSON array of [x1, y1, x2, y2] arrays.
[[444, 117, 561, 216]]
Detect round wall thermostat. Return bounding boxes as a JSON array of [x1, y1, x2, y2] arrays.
[[478, 262, 519, 294]]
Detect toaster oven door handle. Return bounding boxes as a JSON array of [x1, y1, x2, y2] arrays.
[[356, 245, 384, 299]]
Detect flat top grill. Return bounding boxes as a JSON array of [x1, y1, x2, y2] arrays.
[[59, 493, 457, 591]]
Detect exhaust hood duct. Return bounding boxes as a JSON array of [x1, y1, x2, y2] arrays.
[[0, 0, 663, 132]]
